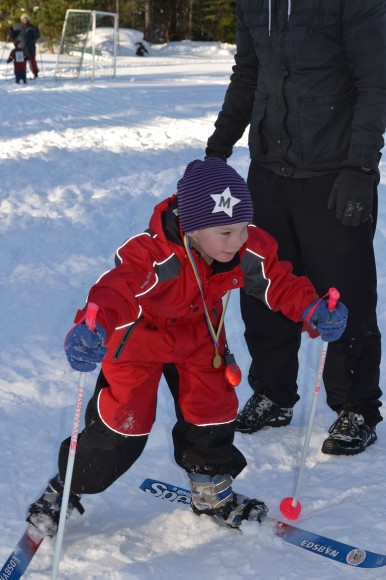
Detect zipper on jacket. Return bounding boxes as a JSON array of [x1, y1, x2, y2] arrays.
[[113, 316, 144, 360]]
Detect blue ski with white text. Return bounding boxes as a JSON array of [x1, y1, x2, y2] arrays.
[[0, 526, 45, 579], [140, 478, 386, 569]]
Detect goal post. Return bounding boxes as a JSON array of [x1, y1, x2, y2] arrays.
[[54, 9, 119, 81]]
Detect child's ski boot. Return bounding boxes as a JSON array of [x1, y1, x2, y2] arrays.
[[26, 474, 84, 536], [189, 473, 268, 529]]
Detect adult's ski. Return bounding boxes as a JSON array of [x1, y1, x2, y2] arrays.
[[140, 478, 386, 570], [0, 526, 45, 580]]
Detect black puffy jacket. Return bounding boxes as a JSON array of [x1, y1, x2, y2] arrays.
[[206, 0, 386, 177]]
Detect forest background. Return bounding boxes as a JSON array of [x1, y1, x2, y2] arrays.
[[0, 1, 236, 48]]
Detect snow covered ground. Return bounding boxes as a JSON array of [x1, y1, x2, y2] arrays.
[[1, 29, 385, 579]]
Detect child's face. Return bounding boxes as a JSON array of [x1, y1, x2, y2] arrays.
[[188, 221, 249, 264]]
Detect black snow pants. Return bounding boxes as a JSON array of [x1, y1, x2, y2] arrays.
[[241, 161, 382, 428]]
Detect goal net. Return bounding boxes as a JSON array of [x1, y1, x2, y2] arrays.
[[54, 10, 118, 81]]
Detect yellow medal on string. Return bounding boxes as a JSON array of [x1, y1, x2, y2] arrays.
[[212, 350, 222, 369], [183, 235, 230, 369]]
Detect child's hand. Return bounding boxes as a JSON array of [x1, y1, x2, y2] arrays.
[[302, 299, 348, 342], [64, 323, 107, 371]]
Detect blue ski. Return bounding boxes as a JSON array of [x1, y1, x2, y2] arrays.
[[0, 526, 45, 579], [140, 478, 386, 569]]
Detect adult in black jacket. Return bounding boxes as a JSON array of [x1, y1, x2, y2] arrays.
[[20, 15, 39, 78], [206, 0, 386, 455]]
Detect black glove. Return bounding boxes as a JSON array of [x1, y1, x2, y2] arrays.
[[327, 168, 376, 227], [204, 148, 227, 162]]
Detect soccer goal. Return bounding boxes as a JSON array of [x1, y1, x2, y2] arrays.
[[54, 9, 118, 81]]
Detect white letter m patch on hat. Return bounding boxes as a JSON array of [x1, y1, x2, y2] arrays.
[[210, 187, 241, 217]]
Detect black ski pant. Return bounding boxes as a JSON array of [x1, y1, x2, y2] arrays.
[[58, 367, 246, 495], [241, 162, 382, 428]]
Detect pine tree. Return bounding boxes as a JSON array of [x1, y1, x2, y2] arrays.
[[0, 0, 236, 47]]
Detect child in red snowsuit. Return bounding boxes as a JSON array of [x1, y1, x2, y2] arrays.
[[27, 158, 348, 534], [7, 41, 28, 84]]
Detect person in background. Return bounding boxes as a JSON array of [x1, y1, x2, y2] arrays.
[[9, 15, 40, 79], [25, 158, 347, 537], [7, 40, 28, 85], [20, 14, 40, 78], [135, 41, 149, 57], [205, 0, 386, 455]]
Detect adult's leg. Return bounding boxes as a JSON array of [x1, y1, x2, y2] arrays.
[[291, 175, 382, 428], [244, 164, 382, 428], [29, 55, 39, 76], [242, 162, 303, 407]]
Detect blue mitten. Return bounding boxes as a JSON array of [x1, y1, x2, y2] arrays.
[[302, 299, 348, 342], [64, 323, 107, 371]]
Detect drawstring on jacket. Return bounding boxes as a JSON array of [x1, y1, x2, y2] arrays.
[[268, 0, 292, 35]]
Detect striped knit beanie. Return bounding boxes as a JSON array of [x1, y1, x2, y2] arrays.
[[177, 158, 253, 232]]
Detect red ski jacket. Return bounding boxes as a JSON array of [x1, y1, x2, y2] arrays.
[[74, 196, 317, 435]]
